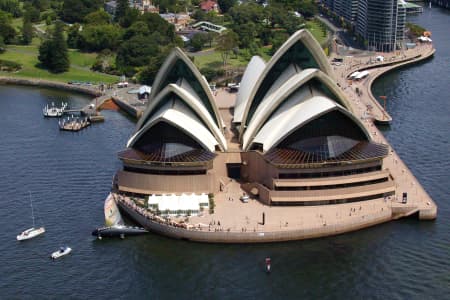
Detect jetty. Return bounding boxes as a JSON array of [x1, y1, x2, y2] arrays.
[[58, 116, 90, 132]]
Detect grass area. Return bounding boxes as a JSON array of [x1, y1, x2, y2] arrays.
[[306, 20, 328, 46], [192, 46, 272, 70], [0, 44, 118, 83], [192, 50, 246, 69]]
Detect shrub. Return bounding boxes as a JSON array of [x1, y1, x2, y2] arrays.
[[0, 59, 21, 71]]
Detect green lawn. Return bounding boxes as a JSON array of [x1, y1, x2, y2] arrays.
[[306, 20, 328, 46], [192, 46, 273, 70], [0, 45, 118, 83]]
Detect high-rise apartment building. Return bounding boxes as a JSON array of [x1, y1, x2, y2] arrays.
[[322, 0, 406, 51]]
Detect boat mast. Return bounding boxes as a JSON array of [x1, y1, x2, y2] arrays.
[[29, 191, 35, 227]]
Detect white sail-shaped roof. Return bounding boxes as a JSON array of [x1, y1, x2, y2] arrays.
[[128, 100, 219, 152], [137, 47, 223, 131], [137, 82, 227, 151], [242, 68, 353, 150], [250, 96, 370, 153], [239, 30, 333, 137], [233, 56, 266, 124]]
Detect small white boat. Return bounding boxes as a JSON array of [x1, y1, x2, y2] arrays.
[[43, 102, 67, 117], [17, 227, 46, 241], [17, 192, 45, 241], [51, 246, 72, 259]]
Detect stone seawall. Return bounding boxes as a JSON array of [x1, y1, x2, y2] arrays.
[[118, 200, 392, 244], [0, 77, 102, 97], [112, 96, 142, 119]]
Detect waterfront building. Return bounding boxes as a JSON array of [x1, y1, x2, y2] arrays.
[[356, 0, 406, 51], [114, 29, 394, 224], [322, 0, 407, 51], [323, 0, 359, 23]]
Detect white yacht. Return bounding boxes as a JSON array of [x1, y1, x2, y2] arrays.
[[17, 192, 45, 241], [51, 246, 72, 259], [43, 102, 67, 117]]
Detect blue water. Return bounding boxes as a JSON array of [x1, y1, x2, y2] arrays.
[[0, 8, 449, 299]]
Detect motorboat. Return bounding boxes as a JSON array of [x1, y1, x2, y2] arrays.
[[51, 246, 72, 259], [92, 225, 148, 239], [43, 102, 67, 117], [17, 227, 46, 241], [17, 192, 45, 241]]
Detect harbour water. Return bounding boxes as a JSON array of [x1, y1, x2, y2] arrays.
[[1, 8, 449, 299]]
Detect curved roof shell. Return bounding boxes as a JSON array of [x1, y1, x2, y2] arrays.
[[233, 56, 266, 124], [128, 100, 219, 152], [135, 83, 227, 151], [239, 30, 333, 137], [242, 68, 353, 150], [137, 47, 223, 131], [250, 96, 370, 153]]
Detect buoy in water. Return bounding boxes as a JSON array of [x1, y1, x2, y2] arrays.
[[265, 257, 271, 273]]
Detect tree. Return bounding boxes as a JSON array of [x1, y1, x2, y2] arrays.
[[84, 10, 111, 25], [216, 30, 238, 67], [116, 34, 160, 75], [115, 0, 130, 23], [0, 0, 22, 17], [78, 24, 123, 51], [0, 10, 16, 43], [38, 21, 69, 73], [67, 23, 81, 48], [60, 0, 103, 23], [218, 0, 237, 13], [23, 5, 41, 22], [190, 33, 207, 51], [0, 36, 5, 53], [22, 16, 33, 45]]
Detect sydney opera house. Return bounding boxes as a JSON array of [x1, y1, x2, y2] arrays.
[[112, 29, 398, 242]]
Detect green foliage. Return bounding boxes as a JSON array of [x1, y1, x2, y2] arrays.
[[0, 10, 16, 43], [78, 24, 123, 52], [216, 30, 238, 66], [115, 0, 130, 23], [21, 17, 33, 45], [201, 66, 224, 81], [0, 36, 5, 53], [23, 5, 41, 23], [190, 33, 208, 51], [270, 31, 289, 55], [406, 22, 426, 37], [229, 3, 264, 26], [218, 0, 237, 13], [38, 21, 69, 73], [91, 49, 116, 73], [116, 34, 160, 75], [67, 23, 81, 48], [60, 0, 103, 23], [84, 10, 111, 25], [119, 8, 140, 28], [0, 0, 22, 17], [31, 0, 50, 12], [137, 50, 170, 84], [0, 58, 21, 71]]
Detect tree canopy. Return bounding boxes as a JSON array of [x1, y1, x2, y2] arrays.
[[38, 21, 70, 73]]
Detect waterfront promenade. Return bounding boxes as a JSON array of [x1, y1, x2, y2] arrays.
[[330, 43, 437, 220]]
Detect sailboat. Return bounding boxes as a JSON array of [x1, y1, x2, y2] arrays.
[[17, 192, 45, 241]]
